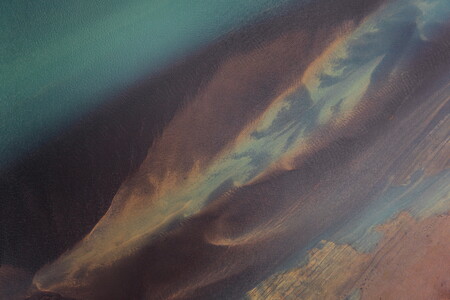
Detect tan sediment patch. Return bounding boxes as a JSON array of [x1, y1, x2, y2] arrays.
[[359, 212, 450, 300], [247, 241, 370, 300], [248, 211, 450, 300]]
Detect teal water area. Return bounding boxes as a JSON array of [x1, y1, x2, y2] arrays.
[[0, 0, 295, 169]]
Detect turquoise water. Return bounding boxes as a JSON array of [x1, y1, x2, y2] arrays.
[[1, 0, 295, 169]]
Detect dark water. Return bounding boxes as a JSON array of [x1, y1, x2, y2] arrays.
[[1, 0, 449, 299]]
